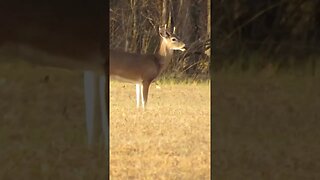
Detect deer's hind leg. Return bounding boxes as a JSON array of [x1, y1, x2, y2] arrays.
[[141, 80, 152, 109]]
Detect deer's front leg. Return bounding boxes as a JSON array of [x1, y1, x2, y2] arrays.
[[84, 71, 102, 146], [136, 84, 141, 108], [99, 75, 108, 145]]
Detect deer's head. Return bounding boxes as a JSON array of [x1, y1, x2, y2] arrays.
[[159, 25, 186, 52]]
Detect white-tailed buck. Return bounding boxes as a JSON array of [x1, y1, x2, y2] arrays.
[[0, 0, 107, 146], [110, 25, 186, 108]]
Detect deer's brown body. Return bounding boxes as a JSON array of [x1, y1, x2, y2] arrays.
[[0, 0, 106, 74], [110, 50, 162, 83]]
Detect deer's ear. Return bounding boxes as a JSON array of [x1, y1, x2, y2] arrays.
[[159, 29, 166, 38], [159, 28, 170, 38]]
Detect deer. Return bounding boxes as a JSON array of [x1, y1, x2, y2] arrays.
[[110, 25, 186, 109], [0, 0, 108, 147]]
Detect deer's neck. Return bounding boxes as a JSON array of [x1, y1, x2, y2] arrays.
[[157, 39, 173, 72]]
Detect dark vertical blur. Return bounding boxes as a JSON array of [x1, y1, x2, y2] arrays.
[[0, 0, 108, 179]]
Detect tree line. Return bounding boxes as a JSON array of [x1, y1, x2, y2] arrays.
[[110, 0, 210, 79], [110, 0, 319, 76]]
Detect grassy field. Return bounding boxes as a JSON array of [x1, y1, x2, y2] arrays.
[[0, 62, 210, 179], [3, 60, 320, 179], [110, 81, 210, 179], [213, 73, 320, 179]]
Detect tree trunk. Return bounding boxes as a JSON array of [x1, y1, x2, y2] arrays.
[[131, 0, 142, 53], [207, 0, 211, 38]]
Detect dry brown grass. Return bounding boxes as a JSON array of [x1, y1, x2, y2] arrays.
[[0, 62, 210, 179], [110, 81, 210, 179]]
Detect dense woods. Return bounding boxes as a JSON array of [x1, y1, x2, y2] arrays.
[[213, 0, 320, 75], [110, 0, 211, 79]]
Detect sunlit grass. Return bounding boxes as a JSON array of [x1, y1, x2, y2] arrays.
[[110, 80, 210, 179]]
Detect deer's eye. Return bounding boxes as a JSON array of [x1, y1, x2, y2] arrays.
[[171, 38, 177, 41]]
